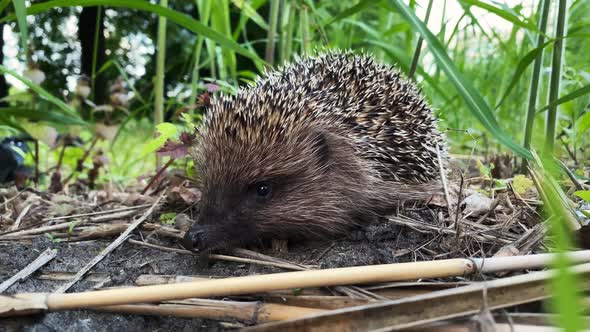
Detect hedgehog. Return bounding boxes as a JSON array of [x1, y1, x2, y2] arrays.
[[183, 51, 446, 252]]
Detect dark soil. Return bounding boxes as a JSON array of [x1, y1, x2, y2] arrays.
[[0, 218, 432, 332]]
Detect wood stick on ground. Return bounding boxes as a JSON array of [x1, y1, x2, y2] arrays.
[[0, 248, 57, 293], [244, 262, 590, 331], [4, 251, 590, 317], [53, 192, 164, 293]]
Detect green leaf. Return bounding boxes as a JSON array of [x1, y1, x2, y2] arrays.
[[11, 0, 27, 53], [0, 65, 85, 123], [574, 191, 590, 203], [159, 212, 177, 225], [387, 0, 531, 159], [537, 84, 590, 113], [68, 221, 79, 234], [0, 0, 265, 65], [140, 122, 178, 158], [576, 110, 590, 138], [156, 122, 178, 138], [458, 0, 539, 32]]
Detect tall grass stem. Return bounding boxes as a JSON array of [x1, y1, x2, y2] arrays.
[[408, 0, 433, 78], [544, 0, 568, 154], [189, 0, 212, 107], [265, 0, 280, 66], [155, 0, 168, 168], [300, 5, 311, 55], [521, 0, 551, 172], [89, 6, 102, 101]]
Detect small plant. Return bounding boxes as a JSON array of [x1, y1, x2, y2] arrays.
[[159, 212, 177, 225]]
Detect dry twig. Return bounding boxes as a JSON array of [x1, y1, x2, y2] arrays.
[[0, 248, 57, 293], [54, 192, 164, 293]]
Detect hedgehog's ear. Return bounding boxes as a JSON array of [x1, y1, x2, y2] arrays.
[[310, 130, 332, 166]]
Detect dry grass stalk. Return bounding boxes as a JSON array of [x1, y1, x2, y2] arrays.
[[10, 203, 33, 231]]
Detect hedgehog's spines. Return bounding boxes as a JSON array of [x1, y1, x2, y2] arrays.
[[199, 51, 445, 185]]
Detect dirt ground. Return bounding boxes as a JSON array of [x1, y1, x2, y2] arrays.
[[0, 215, 433, 332]]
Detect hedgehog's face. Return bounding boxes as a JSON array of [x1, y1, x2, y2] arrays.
[[182, 126, 360, 252]]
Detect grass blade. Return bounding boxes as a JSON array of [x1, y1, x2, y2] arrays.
[[459, 0, 539, 32], [11, 0, 27, 53], [230, 0, 268, 31], [521, 0, 551, 173], [0, 65, 84, 122], [408, 0, 433, 79], [324, 0, 377, 27], [496, 41, 551, 110], [387, 0, 531, 159], [538, 84, 590, 114], [0, 107, 86, 125]]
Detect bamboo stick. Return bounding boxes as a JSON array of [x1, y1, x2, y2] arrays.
[[0, 258, 473, 316], [93, 302, 324, 323], [4, 251, 590, 317], [46, 258, 471, 310]]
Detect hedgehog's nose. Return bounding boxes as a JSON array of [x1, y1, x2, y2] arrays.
[[182, 230, 206, 252]]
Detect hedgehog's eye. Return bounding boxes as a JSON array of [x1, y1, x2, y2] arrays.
[[254, 182, 272, 199]]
